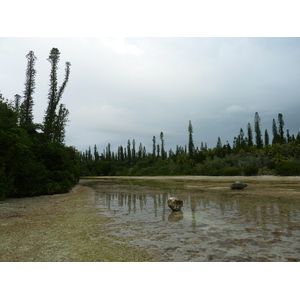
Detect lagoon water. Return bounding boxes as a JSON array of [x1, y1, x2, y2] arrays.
[[87, 178, 300, 262]]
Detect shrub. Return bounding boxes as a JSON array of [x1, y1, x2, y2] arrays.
[[222, 167, 242, 176], [275, 161, 300, 176], [243, 165, 259, 176]]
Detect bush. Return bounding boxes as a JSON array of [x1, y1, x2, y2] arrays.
[[222, 167, 242, 176], [243, 165, 259, 176], [275, 161, 300, 176]]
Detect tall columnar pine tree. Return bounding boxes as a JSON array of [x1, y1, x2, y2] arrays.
[[127, 140, 131, 164], [254, 112, 263, 149], [138, 142, 143, 159], [14, 94, 21, 125], [94, 144, 99, 161], [264, 129, 270, 146], [20, 51, 37, 131], [272, 118, 281, 144], [152, 136, 156, 158], [238, 128, 245, 149], [278, 113, 285, 144], [188, 120, 194, 158], [44, 48, 71, 143], [160, 131, 166, 159], [286, 129, 291, 143], [132, 139, 136, 161], [247, 122, 253, 147]]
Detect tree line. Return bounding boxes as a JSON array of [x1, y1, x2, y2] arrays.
[[2, 48, 300, 200], [0, 48, 80, 199], [79, 112, 300, 176]]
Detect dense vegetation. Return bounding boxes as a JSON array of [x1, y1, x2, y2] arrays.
[[0, 49, 80, 199], [79, 113, 300, 177]]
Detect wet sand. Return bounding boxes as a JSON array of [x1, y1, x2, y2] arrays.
[[0, 184, 153, 261], [82, 175, 300, 261], [1, 175, 300, 261]]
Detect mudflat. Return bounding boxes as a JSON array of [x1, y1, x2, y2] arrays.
[[1, 175, 300, 261], [0, 184, 153, 261]]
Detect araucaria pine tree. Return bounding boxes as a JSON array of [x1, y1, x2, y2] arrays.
[[264, 129, 270, 146], [247, 122, 253, 147], [43, 48, 71, 143], [254, 112, 263, 149], [20, 51, 37, 131], [152, 136, 156, 159], [160, 131, 166, 159], [278, 113, 285, 144], [188, 120, 194, 158]]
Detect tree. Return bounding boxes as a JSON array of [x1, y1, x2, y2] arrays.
[[188, 120, 194, 158], [132, 139, 136, 161], [254, 112, 263, 149], [160, 131, 166, 159], [217, 137, 222, 148], [214, 136, 224, 157], [44, 48, 71, 142], [52, 103, 69, 143], [152, 136, 156, 159], [286, 129, 291, 143], [94, 144, 99, 161], [238, 128, 246, 149], [138, 142, 143, 159], [127, 140, 131, 164], [20, 51, 37, 131], [247, 122, 253, 147], [272, 118, 279, 144], [14, 94, 21, 125], [264, 129, 269, 146], [278, 113, 285, 144], [106, 143, 111, 160]]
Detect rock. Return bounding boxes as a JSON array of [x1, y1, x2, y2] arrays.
[[167, 197, 183, 211], [230, 181, 248, 189]]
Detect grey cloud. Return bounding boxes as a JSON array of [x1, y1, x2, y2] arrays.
[[1, 37, 300, 152]]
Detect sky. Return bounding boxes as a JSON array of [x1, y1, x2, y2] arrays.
[[1, 37, 300, 153]]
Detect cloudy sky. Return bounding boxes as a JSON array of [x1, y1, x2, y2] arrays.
[[1, 37, 300, 153]]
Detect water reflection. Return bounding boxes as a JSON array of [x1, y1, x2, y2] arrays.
[[168, 211, 184, 222], [96, 190, 300, 234], [91, 182, 300, 261]]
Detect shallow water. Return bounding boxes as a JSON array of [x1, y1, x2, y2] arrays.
[[86, 179, 300, 262]]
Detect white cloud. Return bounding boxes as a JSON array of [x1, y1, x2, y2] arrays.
[[100, 38, 141, 56]]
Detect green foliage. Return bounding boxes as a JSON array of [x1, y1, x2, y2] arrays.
[[275, 161, 300, 176], [44, 48, 71, 143], [78, 110, 299, 178], [243, 165, 259, 176], [0, 106, 80, 199], [0, 48, 77, 199], [20, 50, 37, 130]]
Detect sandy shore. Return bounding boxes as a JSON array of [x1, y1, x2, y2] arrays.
[[0, 184, 154, 262]]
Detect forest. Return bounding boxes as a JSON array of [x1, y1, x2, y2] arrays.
[[0, 49, 80, 199], [79, 114, 300, 177], [2, 48, 300, 200]]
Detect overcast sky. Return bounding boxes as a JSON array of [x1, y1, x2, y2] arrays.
[[1, 37, 300, 153]]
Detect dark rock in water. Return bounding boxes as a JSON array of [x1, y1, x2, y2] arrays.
[[167, 197, 183, 211], [231, 181, 248, 189]]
